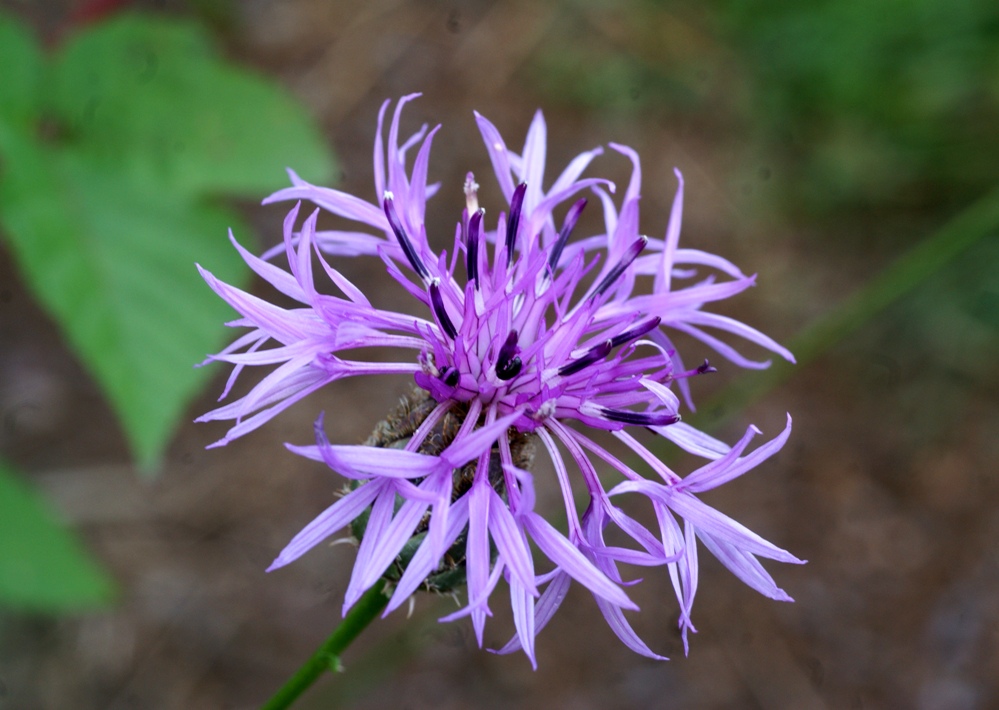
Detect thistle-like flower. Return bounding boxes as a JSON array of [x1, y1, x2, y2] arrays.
[[197, 94, 802, 666]]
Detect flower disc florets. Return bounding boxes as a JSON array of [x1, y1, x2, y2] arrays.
[[388, 175, 680, 436], [197, 93, 802, 666]]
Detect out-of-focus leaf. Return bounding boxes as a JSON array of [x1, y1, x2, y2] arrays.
[[0, 12, 42, 130], [48, 14, 332, 197], [0, 137, 247, 466], [0, 12, 335, 469], [0, 461, 115, 611], [716, 0, 999, 216]]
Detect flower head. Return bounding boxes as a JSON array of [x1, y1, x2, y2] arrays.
[[198, 94, 801, 666]]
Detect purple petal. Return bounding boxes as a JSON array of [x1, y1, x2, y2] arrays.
[[344, 483, 398, 608], [385, 494, 470, 615], [547, 146, 603, 198], [474, 111, 515, 201], [520, 109, 547, 212], [267, 480, 384, 571], [312, 444, 442, 480], [651, 422, 732, 459], [681, 415, 792, 493], [487, 488, 537, 595], [679, 311, 795, 363], [493, 571, 572, 656], [655, 168, 684, 293], [673, 248, 746, 279], [522, 514, 636, 610], [264, 182, 385, 228], [440, 411, 522, 468], [595, 596, 667, 661], [373, 99, 389, 198], [697, 530, 798, 601], [663, 491, 803, 564], [510, 577, 537, 668], [357, 495, 432, 592]]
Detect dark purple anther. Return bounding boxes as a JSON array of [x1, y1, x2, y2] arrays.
[[383, 193, 429, 281], [547, 198, 587, 276], [495, 329, 523, 381], [609, 317, 661, 349], [466, 208, 484, 286], [506, 183, 527, 266], [558, 339, 613, 377], [677, 359, 718, 378], [440, 365, 460, 387], [600, 407, 680, 427], [429, 279, 457, 339], [592, 236, 648, 298]]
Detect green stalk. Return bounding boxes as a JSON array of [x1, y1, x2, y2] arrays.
[[261, 582, 391, 710]]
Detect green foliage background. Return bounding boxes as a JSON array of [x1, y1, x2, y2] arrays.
[[0, 11, 334, 612], [533, 0, 999, 221]]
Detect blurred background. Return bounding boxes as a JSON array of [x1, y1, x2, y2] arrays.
[[2, 0, 998, 708]]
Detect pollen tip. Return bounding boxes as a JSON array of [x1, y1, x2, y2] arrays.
[[699, 363, 717, 375]]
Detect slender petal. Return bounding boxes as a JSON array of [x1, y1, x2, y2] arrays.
[[199, 96, 798, 666]]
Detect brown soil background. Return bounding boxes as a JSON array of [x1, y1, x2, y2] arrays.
[[2, 1, 998, 709]]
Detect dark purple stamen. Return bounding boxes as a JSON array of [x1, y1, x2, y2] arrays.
[[547, 198, 587, 276], [496, 329, 522, 381], [429, 279, 457, 339], [677, 359, 717, 378], [383, 193, 429, 281], [466, 208, 483, 286], [609, 316, 661, 349], [592, 236, 648, 298], [506, 183, 527, 266], [600, 407, 680, 427], [696, 359, 716, 375], [558, 339, 613, 377], [440, 365, 460, 387]]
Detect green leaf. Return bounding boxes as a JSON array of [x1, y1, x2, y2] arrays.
[[0, 12, 335, 469], [0, 11, 43, 130], [0, 136, 249, 468], [0, 461, 115, 611], [47, 14, 333, 197]]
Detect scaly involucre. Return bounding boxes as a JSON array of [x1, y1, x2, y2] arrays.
[[197, 94, 802, 666]]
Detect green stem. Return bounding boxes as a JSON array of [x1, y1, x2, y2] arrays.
[[261, 582, 391, 710]]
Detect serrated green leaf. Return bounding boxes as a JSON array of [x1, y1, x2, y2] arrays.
[[0, 135, 250, 468], [0, 461, 115, 612], [48, 13, 333, 197], [0, 12, 336, 469]]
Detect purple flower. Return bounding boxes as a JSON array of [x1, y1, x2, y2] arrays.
[[197, 94, 802, 666]]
